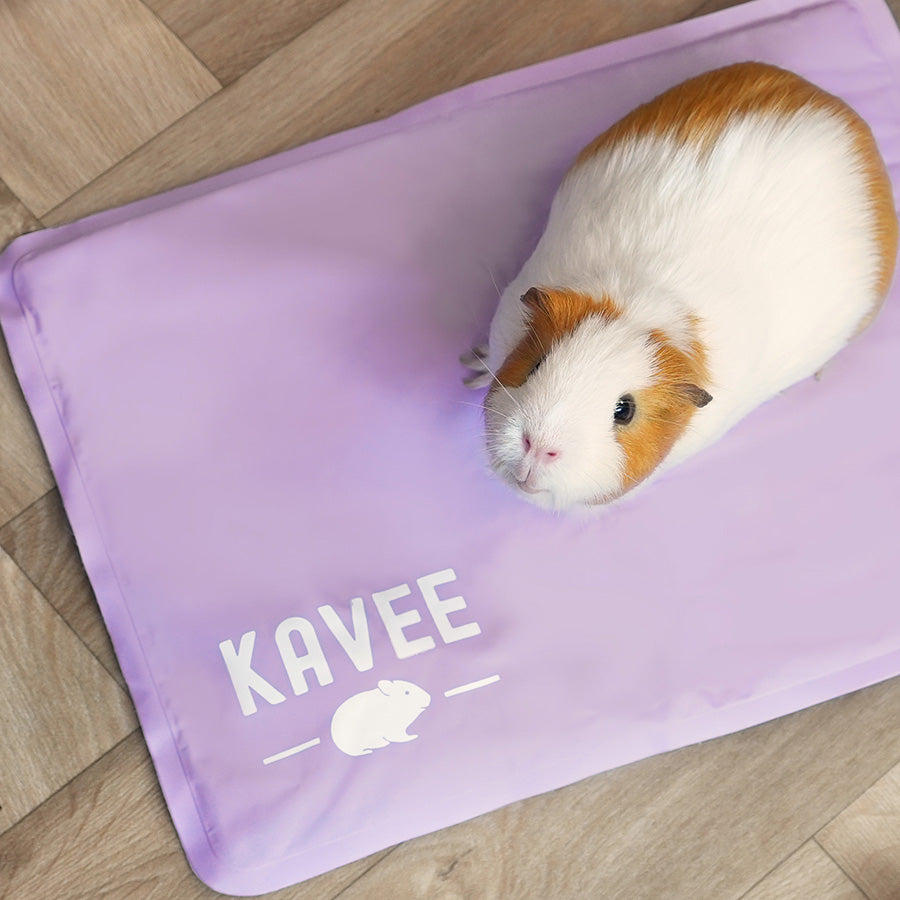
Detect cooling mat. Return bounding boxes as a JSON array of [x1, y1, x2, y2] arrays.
[[2, 0, 899, 892]]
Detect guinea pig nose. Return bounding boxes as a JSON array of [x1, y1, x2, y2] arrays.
[[522, 432, 561, 464]]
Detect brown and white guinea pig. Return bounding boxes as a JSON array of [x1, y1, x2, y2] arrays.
[[462, 61, 898, 513]]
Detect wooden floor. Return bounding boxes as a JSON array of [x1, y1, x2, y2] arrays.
[[2, 1, 900, 897]]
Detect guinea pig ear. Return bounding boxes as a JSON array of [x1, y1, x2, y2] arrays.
[[520, 286, 550, 313], [377, 679, 393, 695], [677, 383, 713, 408]]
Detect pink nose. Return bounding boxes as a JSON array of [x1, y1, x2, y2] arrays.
[[522, 433, 561, 464]]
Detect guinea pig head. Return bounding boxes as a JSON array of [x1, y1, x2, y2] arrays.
[[483, 287, 712, 511], [379, 679, 431, 710]]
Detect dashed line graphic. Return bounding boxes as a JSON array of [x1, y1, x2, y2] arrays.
[[263, 738, 321, 765], [443, 675, 500, 697], [262, 674, 501, 764]]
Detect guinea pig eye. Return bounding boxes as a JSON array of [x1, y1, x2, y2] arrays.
[[529, 356, 544, 378], [614, 394, 636, 425]]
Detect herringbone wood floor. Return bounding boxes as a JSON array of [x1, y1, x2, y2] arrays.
[[2, 2, 900, 897]]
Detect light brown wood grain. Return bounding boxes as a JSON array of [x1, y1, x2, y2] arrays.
[[336, 678, 900, 900], [741, 842, 866, 900], [818, 764, 900, 900], [0, 547, 136, 833], [0, 732, 394, 900], [0, 490, 122, 686], [46, 0, 749, 226], [0, 180, 39, 252], [0, 0, 219, 216], [0, 183, 54, 526], [147, 0, 348, 85], [0, 350, 54, 530]]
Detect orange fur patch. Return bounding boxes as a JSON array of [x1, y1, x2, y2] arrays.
[[611, 327, 711, 499], [573, 61, 899, 322], [495, 287, 622, 388]]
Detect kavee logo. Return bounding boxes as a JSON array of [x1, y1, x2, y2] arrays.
[[330, 679, 431, 756], [216, 567, 499, 767]]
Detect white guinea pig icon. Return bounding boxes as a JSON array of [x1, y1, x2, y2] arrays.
[[331, 679, 431, 757]]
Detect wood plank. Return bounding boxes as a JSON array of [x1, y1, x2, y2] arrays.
[[0, 547, 136, 833], [0, 336, 53, 529], [0, 0, 220, 217], [146, 0, 347, 85], [741, 842, 866, 900], [334, 678, 900, 900], [0, 732, 393, 900], [0, 183, 54, 526], [0, 179, 39, 251], [46, 0, 749, 226], [0, 490, 123, 686], [817, 763, 900, 900]]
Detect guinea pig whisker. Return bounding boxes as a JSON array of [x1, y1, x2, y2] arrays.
[[467, 404, 517, 427], [530, 326, 548, 359], [454, 399, 492, 412], [477, 357, 522, 411], [481, 402, 516, 419], [483, 262, 503, 299]]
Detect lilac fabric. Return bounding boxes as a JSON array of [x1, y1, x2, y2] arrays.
[[2, 0, 900, 893]]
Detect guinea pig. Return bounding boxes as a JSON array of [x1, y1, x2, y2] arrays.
[[330, 679, 431, 756], [463, 61, 898, 512]]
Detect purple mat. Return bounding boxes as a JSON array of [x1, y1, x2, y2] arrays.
[[3, 0, 900, 893]]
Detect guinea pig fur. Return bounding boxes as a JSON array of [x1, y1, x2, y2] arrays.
[[466, 61, 898, 513]]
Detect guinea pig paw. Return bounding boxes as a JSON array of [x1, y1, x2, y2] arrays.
[[459, 344, 489, 370], [463, 370, 493, 390], [461, 345, 492, 389]]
